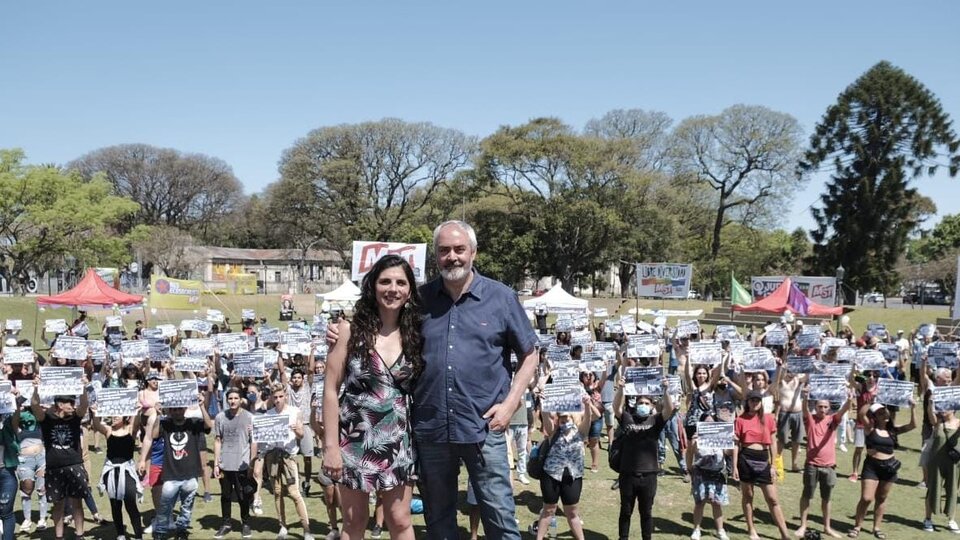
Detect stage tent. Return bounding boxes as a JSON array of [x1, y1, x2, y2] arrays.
[[523, 283, 589, 314], [732, 277, 843, 317], [37, 269, 144, 309], [317, 279, 362, 309]]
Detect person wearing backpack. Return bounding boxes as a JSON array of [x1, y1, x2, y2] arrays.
[[612, 377, 673, 540]]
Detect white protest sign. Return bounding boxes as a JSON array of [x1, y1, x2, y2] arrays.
[[182, 338, 215, 357], [636, 263, 693, 298], [836, 346, 857, 363], [743, 347, 776, 373], [180, 319, 213, 334], [148, 339, 171, 361], [688, 342, 722, 366], [546, 346, 571, 364], [666, 374, 682, 397], [541, 382, 583, 413], [351, 241, 427, 284], [728, 340, 748, 363], [934, 386, 960, 413], [822, 337, 848, 350], [930, 343, 959, 370], [620, 315, 637, 335], [751, 275, 837, 305], [787, 355, 821, 374], [174, 356, 209, 373], [259, 327, 280, 345], [45, 319, 68, 334], [52, 336, 88, 360], [87, 340, 107, 363], [550, 360, 580, 382], [626, 335, 660, 359], [278, 332, 311, 355], [855, 350, 888, 372], [105, 316, 123, 328], [232, 351, 266, 378], [808, 375, 848, 403], [570, 329, 593, 347], [253, 414, 290, 444], [555, 318, 573, 333], [696, 421, 735, 450], [716, 325, 739, 341], [159, 379, 199, 408], [593, 308, 609, 318], [217, 333, 251, 355], [242, 309, 256, 321], [764, 328, 788, 346], [878, 343, 899, 362], [4, 319, 22, 332], [624, 367, 663, 396], [206, 309, 225, 323], [0, 381, 14, 414], [578, 354, 606, 373], [796, 329, 822, 350], [17, 379, 54, 406], [876, 379, 915, 408], [121, 340, 149, 361], [3, 346, 34, 364], [155, 325, 177, 338], [95, 387, 140, 417], [261, 348, 280, 371], [40, 366, 85, 396], [676, 319, 700, 338]]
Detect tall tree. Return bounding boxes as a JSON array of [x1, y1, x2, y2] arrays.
[[584, 108, 673, 170], [669, 105, 806, 261], [801, 61, 960, 300], [0, 149, 139, 294], [68, 144, 245, 240], [277, 118, 476, 260]]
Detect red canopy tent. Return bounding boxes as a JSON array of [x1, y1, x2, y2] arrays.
[[732, 277, 843, 317], [37, 269, 144, 309]]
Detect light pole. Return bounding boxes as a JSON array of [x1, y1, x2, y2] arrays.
[[835, 264, 845, 334]]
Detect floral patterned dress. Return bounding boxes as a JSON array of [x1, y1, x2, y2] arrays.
[[338, 349, 416, 492]]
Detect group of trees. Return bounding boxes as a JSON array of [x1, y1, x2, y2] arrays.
[[2, 61, 957, 298]]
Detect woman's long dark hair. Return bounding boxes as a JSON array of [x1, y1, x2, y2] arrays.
[[347, 254, 424, 380]]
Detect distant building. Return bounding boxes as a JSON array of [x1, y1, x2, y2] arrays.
[[184, 246, 346, 294]]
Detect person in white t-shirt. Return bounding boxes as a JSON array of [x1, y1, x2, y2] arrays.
[[262, 382, 314, 540]]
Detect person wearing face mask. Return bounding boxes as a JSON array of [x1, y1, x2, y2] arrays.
[[612, 378, 674, 540], [531, 394, 599, 540]]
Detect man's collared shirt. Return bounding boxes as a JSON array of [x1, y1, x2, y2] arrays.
[[414, 271, 538, 444]]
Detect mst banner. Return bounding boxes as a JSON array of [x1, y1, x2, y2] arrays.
[[150, 275, 203, 310], [351, 241, 427, 283], [751, 276, 837, 305], [636, 263, 692, 299]]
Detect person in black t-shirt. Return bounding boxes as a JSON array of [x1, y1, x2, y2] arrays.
[[31, 375, 90, 540], [612, 377, 674, 540]]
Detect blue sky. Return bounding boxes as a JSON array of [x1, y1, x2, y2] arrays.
[[2, 1, 959, 233]]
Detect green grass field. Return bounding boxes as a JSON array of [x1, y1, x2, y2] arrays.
[[4, 294, 953, 539]]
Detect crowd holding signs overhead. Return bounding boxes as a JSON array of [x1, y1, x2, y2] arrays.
[[3, 222, 960, 540]]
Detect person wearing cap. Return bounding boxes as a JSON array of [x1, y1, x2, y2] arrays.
[[795, 385, 855, 538], [31, 373, 91, 540], [849, 400, 916, 539], [732, 389, 791, 540]]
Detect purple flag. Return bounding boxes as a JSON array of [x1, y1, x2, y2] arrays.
[[787, 282, 811, 317]]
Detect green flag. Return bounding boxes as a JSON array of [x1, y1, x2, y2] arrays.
[[731, 272, 753, 306]]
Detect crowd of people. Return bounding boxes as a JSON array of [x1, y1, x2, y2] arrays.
[[0, 219, 956, 540]]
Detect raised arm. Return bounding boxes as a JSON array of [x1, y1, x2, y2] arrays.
[[661, 379, 675, 419], [31, 376, 45, 421], [90, 407, 110, 437]]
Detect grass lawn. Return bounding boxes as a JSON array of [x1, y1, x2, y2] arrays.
[[3, 293, 952, 539]]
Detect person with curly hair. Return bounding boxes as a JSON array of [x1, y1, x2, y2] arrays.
[[322, 254, 422, 540]]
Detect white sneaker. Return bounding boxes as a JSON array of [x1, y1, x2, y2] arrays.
[[36, 519, 48, 531], [718, 529, 730, 540], [919, 481, 928, 489], [277, 526, 288, 540], [144, 524, 154, 534], [325, 530, 341, 540], [690, 527, 702, 540], [948, 519, 959, 533], [304, 533, 315, 540], [839, 443, 848, 453], [253, 500, 264, 516], [924, 518, 935, 532], [518, 474, 530, 485], [20, 519, 32, 532]]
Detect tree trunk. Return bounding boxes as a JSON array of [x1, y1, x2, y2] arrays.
[[618, 262, 635, 298], [712, 194, 727, 259]]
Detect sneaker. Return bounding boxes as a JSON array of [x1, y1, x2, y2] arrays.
[[144, 524, 154, 534], [304, 533, 315, 540], [848, 473, 859, 482], [518, 474, 530, 485], [214, 525, 232, 539], [683, 473, 692, 483], [839, 443, 849, 452], [253, 500, 264, 516], [918, 481, 928, 489], [36, 519, 48, 531], [277, 526, 288, 540], [924, 519, 935, 532], [325, 531, 341, 540], [371, 525, 383, 538], [690, 528, 702, 540], [19, 519, 32, 532], [242, 525, 252, 539], [610, 479, 620, 490], [718, 529, 730, 540], [203, 491, 213, 503], [302, 480, 311, 496], [948, 519, 959, 533]]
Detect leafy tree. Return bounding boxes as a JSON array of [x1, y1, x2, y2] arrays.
[[0, 149, 139, 294], [68, 144, 245, 240], [127, 225, 202, 278], [584, 108, 673, 170], [669, 105, 806, 261], [802, 61, 960, 301]]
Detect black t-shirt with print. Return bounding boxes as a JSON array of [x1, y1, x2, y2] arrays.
[[40, 415, 84, 469], [618, 412, 667, 474], [160, 418, 210, 481]]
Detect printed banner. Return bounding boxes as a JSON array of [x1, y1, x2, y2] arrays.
[[148, 339, 171, 361], [541, 382, 583, 413], [52, 336, 88, 360], [217, 333, 251, 355], [855, 350, 888, 372], [3, 346, 34, 364], [150, 275, 203, 310], [0, 381, 14, 414], [278, 332, 311, 356], [624, 367, 663, 396], [351, 241, 427, 283], [253, 414, 290, 444], [626, 336, 661, 359], [159, 379, 199, 408], [105, 316, 123, 328], [180, 319, 213, 334], [40, 366, 84, 396], [877, 379, 915, 408], [4, 319, 22, 332], [743, 347, 776, 373], [796, 329, 821, 350], [174, 357, 209, 373], [636, 263, 693, 298], [696, 421, 735, 450], [232, 351, 266, 378], [17, 379, 54, 406], [95, 387, 139, 417], [121, 340, 149, 361], [934, 386, 960, 413], [182, 338, 215, 357], [87, 340, 107, 363], [809, 375, 848, 403], [45, 319, 68, 334], [676, 319, 700, 338], [823, 362, 853, 377], [764, 328, 788, 346], [751, 276, 837, 305], [930, 342, 960, 370], [688, 342, 722, 366], [787, 356, 820, 374]]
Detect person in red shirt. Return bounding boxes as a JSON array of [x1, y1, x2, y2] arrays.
[[795, 386, 854, 538], [733, 389, 791, 540]]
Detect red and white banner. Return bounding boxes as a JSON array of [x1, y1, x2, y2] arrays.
[[351, 241, 427, 284]]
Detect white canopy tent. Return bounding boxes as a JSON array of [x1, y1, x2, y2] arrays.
[[316, 279, 362, 310], [523, 283, 589, 314]]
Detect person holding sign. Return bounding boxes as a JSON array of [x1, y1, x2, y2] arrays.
[[687, 420, 732, 540], [849, 401, 917, 539], [732, 389, 791, 540], [681, 357, 724, 483], [322, 254, 420, 540], [31, 374, 90, 540], [795, 386, 854, 539], [921, 392, 960, 533], [261, 382, 313, 540], [612, 378, 674, 540], [849, 369, 880, 483], [90, 404, 143, 540], [532, 394, 599, 540]]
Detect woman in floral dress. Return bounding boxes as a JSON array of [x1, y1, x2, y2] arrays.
[[322, 254, 423, 540]]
